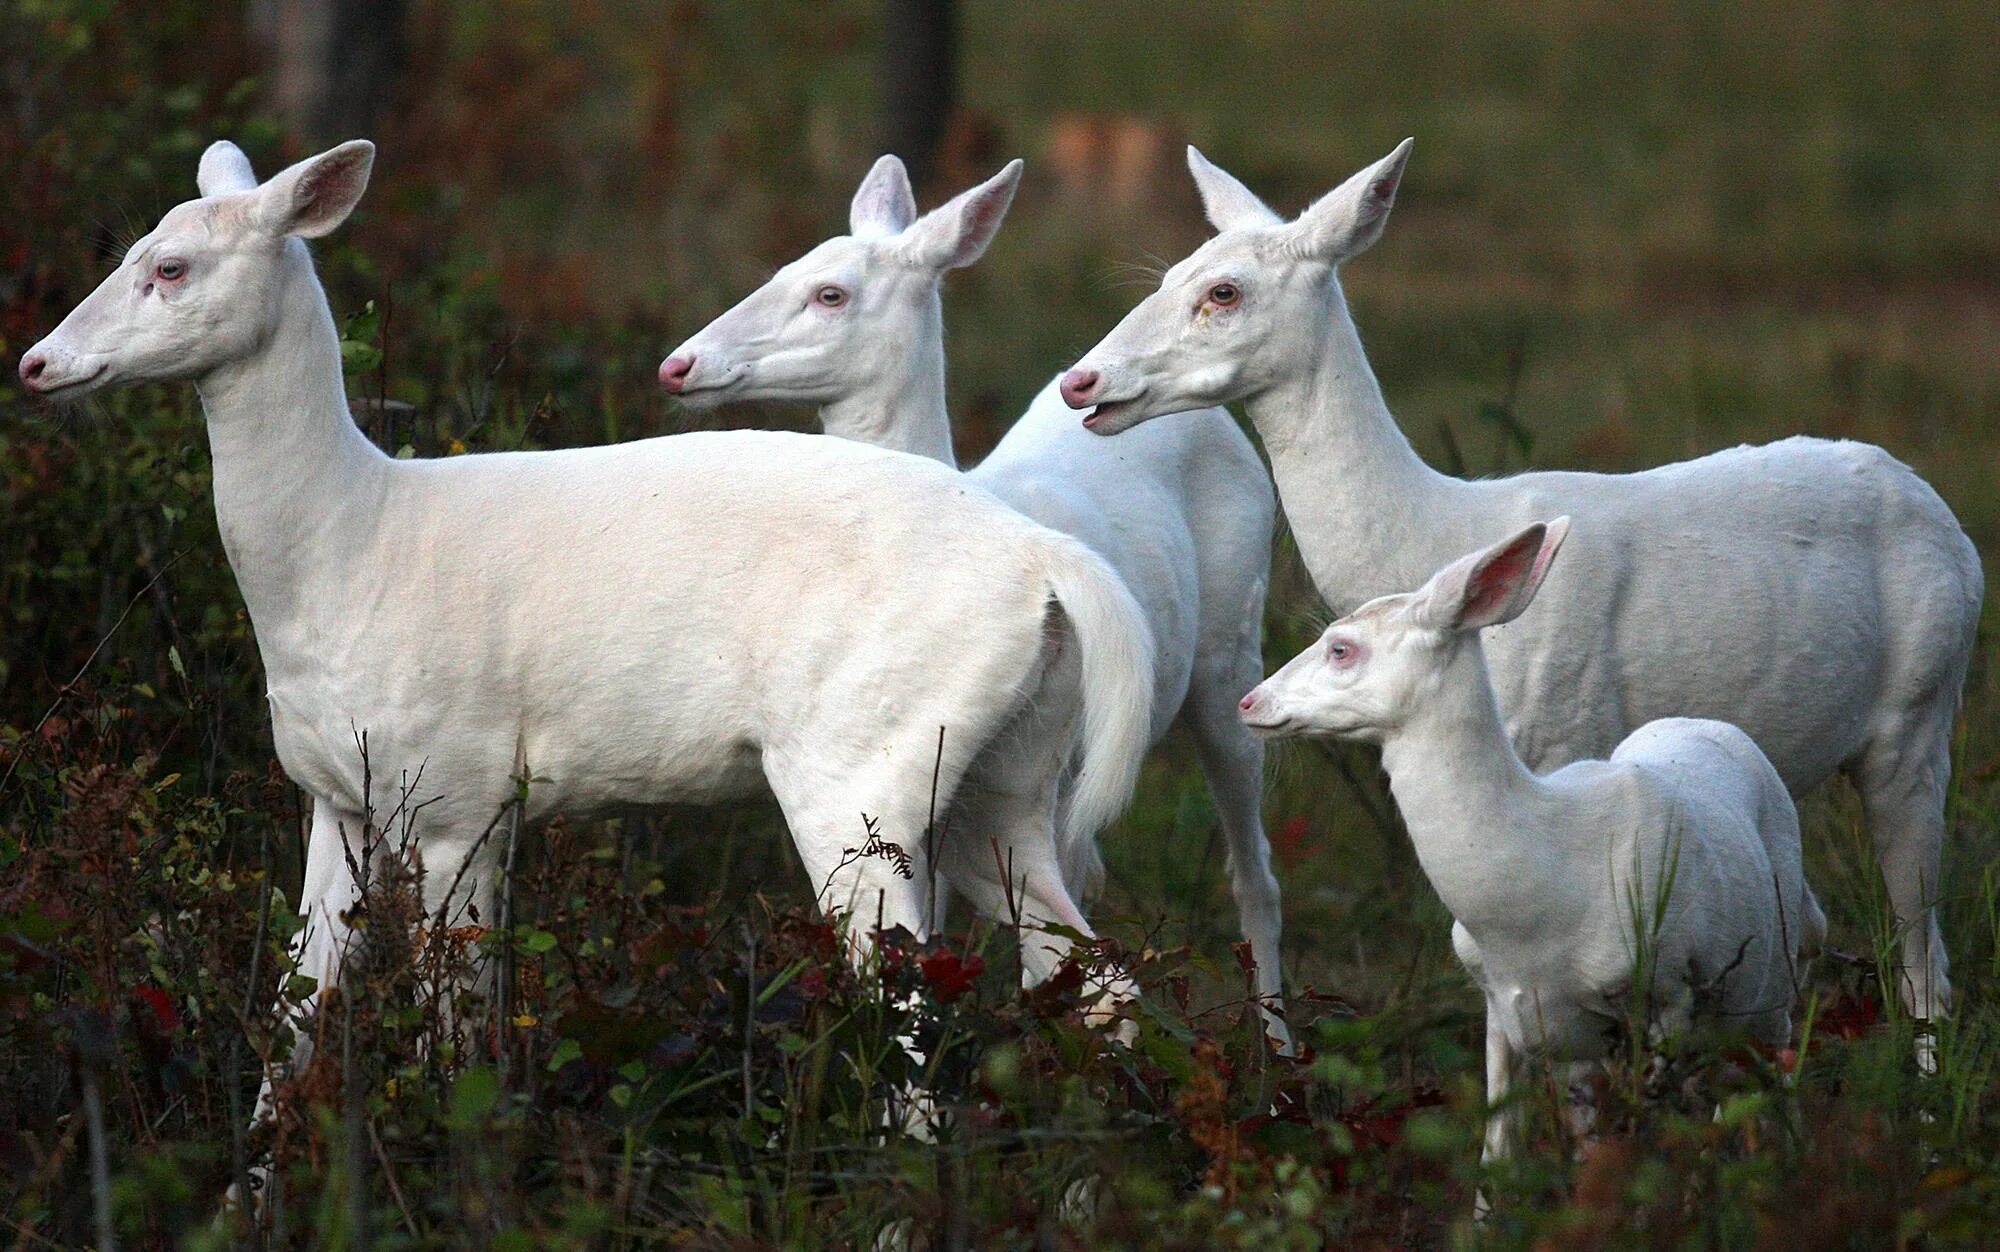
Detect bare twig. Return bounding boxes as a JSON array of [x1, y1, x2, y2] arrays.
[[0, 547, 190, 796], [367, 1117, 421, 1239], [925, 726, 946, 929], [226, 814, 277, 1237], [497, 742, 528, 1080], [342, 963, 369, 1252], [741, 921, 758, 1123]]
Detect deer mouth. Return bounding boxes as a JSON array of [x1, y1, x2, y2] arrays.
[[672, 364, 753, 405], [1238, 712, 1296, 738], [1080, 392, 1147, 434], [25, 362, 108, 399]]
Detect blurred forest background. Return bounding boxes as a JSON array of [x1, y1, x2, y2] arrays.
[[2, 1, 1998, 1247]]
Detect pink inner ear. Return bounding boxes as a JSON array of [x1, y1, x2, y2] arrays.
[[298, 159, 363, 216], [937, 196, 1006, 268], [959, 196, 1006, 252], [1526, 538, 1560, 590], [1461, 534, 1540, 623], [1371, 178, 1397, 203]]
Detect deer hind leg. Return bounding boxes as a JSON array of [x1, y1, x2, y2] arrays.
[[938, 798, 1138, 1039], [768, 740, 983, 1141], [1184, 639, 1286, 1051], [937, 669, 1138, 1033], [766, 729, 982, 961], [1856, 710, 1955, 1070]]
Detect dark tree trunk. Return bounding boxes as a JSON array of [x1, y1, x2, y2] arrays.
[[879, 0, 957, 192], [252, 0, 407, 147]]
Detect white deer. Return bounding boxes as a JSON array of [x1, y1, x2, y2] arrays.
[[1241, 519, 1825, 1181], [1063, 140, 1983, 1043], [18, 139, 1158, 1114], [659, 156, 1288, 1042]]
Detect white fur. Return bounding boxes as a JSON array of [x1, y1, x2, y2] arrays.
[[22, 140, 1157, 1100], [1067, 140, 1984, 1030], [662, 156, 1286, 1040], [1243, 521, 1826, 1170]]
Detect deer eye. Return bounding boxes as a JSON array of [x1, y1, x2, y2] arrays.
[[155, 260, 188, 282], [1327, 639, 1357, 664], [1205, 281, 1240, 309], [814, 285, 848, 308]]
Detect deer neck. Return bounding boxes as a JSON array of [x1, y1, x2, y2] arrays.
[[1245, 272, 1482, 613], [1376, 644, 1562, 935], [194, 241, 388, 627], [814, 292, 958, 468]]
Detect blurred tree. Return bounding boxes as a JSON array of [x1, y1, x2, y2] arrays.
[[251, 0, 406, 146], [880, 0, 955, 191]]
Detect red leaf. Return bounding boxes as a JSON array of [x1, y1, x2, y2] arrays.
[[131, 985, 180, 1034], [1271, 815, 1316, 868], [1816, 991, 1883, 1041], [1028, 959, 1087, 1014], [919, 949, 985, 1003]]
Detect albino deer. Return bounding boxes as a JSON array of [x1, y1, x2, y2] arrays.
[[1064, 140, 1983, 1044], [1241, 520, 1825, 1183], [19, 139, 1157, 1118], [660, 156, 1288, 1042]]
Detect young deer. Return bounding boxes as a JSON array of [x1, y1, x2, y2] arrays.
[[1065, 141, 1981, 1050], [19, 139, 1156, 1134], [1241, 520, 1825, 1178], [661, 157, 1288, 1043]]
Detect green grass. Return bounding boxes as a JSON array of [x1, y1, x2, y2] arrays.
[[3, 0, 1998, 1246]]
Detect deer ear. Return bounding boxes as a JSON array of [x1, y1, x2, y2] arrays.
[[197, 141, 259, 197], [894, 159, 1023, 271], [1283, 137, 1412, 262], [850, 154, 918, 238], [254, 140, 375, 239], [1411, 517, 1568, 632], [1186, 146, 1282, 232]]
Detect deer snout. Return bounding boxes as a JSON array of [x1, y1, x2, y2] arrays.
[[1059, 368, 1101, 409], [659, 355, 695, 393], [18, 351, 49, 390], [1237, 686, 1293, 736]]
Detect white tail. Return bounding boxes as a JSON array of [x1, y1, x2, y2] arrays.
[[1035, 533, 1156, 896]]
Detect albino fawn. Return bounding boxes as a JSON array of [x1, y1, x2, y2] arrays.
[[1241, 520, 1825, 1177], [662, 156, 1288, 1043], [19, 139, 1157, 1140], [1066, 140, 1980, 1043]]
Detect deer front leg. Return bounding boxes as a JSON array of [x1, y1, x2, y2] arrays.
[[224, 798, 369, 1222], [1475, 1010, 1524, 1220]]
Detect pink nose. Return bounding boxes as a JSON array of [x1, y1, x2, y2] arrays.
[[18, 352, 47, 389], [659, 355, 694, 393], [1058, 368, 1100, 409], [1238, 692, 1258, 712]]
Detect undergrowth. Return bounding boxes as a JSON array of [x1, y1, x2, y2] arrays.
[[6, 706, 1993, 1248]]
